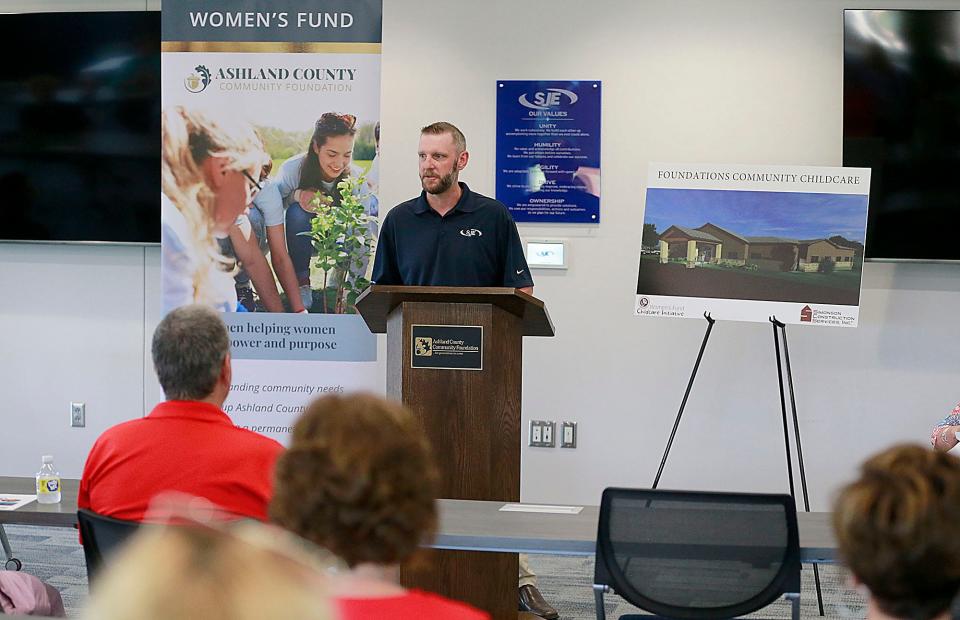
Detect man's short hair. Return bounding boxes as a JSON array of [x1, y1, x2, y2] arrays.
[[152, 305, 229, 401], [833, 444, 960, 620], [421, 121, 466, 154]]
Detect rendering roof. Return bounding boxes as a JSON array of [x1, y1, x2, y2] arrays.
[[697, 223, 749, 244], [666, 225, 723, 243]]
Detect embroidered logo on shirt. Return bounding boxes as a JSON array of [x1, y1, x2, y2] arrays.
[[516, 269, 525, 275], [459, 228, 483, 237]]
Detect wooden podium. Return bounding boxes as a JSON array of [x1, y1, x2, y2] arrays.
[[356, 285, 554, 619]]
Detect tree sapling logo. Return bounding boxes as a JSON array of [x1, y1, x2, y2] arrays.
[[800, 305, 813, 322], [185, 65, 212, 93], [518, 88, 578, 110], [414, 337, 433, 357]]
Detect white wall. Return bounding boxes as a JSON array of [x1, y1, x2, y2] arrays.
[[3, 0, 959, 510]]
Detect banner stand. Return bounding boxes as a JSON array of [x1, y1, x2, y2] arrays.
[[651, 314, 825, 616]]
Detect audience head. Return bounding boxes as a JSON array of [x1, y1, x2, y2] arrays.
[[152, 305, 231, 403], [270, 393, 439, 568], [833, 443, 960, 620], [82, 523, 331, 620]]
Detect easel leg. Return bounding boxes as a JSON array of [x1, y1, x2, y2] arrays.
[[771, 319, 796, 498], [772, 317, 825, 616], [652, 312, 715, 489]]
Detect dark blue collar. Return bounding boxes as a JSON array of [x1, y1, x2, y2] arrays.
[[412, 182, 480, 215]]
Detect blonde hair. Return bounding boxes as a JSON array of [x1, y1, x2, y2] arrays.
[[82, 523, 333, 620], [161, 106, 267, 306]]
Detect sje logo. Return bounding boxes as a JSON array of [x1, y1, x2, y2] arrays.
[[518, 88, 578, 110]]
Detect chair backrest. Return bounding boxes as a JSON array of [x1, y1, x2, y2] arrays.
[[594, 487, 801, 619], [77, 509, 141, 585]]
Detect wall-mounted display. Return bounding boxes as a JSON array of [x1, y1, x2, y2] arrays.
[[0, 11, 160, 244], [844, 9, 960, 262]]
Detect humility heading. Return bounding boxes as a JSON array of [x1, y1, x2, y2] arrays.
[[189, 11, 355, 29]]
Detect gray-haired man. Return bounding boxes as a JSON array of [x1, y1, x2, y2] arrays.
[[78, 305, 283, 521]]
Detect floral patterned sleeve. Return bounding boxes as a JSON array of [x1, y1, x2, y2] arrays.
[[931, 404, 960, 447]]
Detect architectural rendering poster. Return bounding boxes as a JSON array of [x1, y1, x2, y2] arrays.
[[636, 163, 871, 327], [161, 0, 383, 441], [496, 80, 601, 223]]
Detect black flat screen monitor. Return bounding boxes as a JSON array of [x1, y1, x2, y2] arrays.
[[0, 11, 160, 244], [844, 9, 960, 261]]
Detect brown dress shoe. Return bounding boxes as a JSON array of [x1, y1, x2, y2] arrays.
[[519, 584, 560, 619]]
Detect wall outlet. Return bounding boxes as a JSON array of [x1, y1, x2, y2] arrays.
[[561, 421, 577, 448], [70, 402, 85, 428], [542, 421, 554, 447], [529, 420, 556, 447]]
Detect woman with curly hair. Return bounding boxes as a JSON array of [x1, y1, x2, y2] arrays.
[[161, 106, 268, 313], [270, 393, 488, 620]]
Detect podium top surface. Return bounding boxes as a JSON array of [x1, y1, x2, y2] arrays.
[[355, 285, 555, 337]]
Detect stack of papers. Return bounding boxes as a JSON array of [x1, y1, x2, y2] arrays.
[[0, 494, 36, 511]]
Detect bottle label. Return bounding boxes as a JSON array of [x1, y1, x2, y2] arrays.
[[38, 478, 60, 494]]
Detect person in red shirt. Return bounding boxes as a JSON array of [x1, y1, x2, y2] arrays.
[[78, 304, 283, 522], [269, 393, 489, 620]]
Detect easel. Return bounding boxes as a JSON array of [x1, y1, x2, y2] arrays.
[[652, 312, 825, 616]]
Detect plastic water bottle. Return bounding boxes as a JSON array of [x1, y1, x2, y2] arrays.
[[36, 455, 61, 504]]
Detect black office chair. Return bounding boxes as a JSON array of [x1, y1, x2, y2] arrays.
[[76, 509, 141, 585], [593, 488, 801, 620]]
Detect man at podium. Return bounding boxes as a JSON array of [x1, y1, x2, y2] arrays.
[[371, 122, 534, 295], [370, 122, 558, 620]]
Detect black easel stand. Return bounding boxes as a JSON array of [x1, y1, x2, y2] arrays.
[[770, 317, 824, 616], [651, 312, 825, 616], [652, 312, 715, 490]]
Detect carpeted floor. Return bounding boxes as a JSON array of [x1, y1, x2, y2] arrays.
[[3, 524, 865, 618]]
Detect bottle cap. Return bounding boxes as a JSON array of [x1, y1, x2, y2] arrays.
[[42, 455, 54, 464]]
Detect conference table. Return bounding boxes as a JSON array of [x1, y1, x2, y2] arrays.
[[0, 477, 837, 563]]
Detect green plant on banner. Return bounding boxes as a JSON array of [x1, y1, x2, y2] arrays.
[[302, 176, 376, 314]]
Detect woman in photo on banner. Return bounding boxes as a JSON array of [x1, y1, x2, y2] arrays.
[[160, 106, 269, 314], [253, 112, 378, 313]]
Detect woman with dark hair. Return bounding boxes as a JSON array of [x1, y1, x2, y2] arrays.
[[270, 393, 489, 620], [252, 112, 375, 311]]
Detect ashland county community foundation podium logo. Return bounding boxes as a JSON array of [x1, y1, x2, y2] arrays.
[[185, 65, 212, 93], [414, 337, 433, 357]]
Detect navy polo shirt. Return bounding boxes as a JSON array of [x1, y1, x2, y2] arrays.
[[372, 183, 533, 288]]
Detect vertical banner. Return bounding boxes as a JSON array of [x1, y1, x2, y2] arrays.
[[496, 80, 601, 223], [636, 163, 870, 327], [161, 1, 383, 442]]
